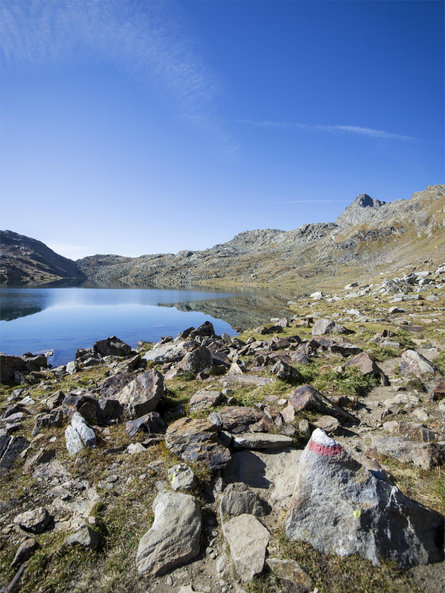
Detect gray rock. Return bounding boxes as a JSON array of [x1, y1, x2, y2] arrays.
[[143, 341, 186, 363], [65, 360, 78, 375], [270, 360, 303, 383], [312, 318, 351, 336], [284, 429, 444, 568], [113, 368, 164, 418], [167, 464, 197, 491], [225, 448, 302, 508], [66, 524, 100, 549], [136, 490, 201, 577], [177, 346, 213, 376], [220, 482, 266, 517], [14, 507, 51, 534], [371, 435, 445, 469], [223, 513, 270, 581], [400, 350, 438, 377], [65, 412, 96, 456], [266, 558, 313, 593], [189, 390, 223, 413], [232, 433, 293, 451]]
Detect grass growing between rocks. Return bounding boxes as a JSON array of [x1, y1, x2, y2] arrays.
[[246, 537, 424, 593]]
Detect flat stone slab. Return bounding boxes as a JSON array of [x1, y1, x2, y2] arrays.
[[225, 447, 302, 507], [223, 513, 270, 581]]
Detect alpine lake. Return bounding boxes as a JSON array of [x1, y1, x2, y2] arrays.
[[0, 284, 295, 366]]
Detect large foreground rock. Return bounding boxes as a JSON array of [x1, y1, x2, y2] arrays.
[[223, 514, 270, 581], [113, 369, 164, 418], [136, 491, 201, 577], [284, 429, 444, 568], [93, 336, 132, 357]]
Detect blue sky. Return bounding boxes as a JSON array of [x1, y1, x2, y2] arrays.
[[1, 0, 443, 259]]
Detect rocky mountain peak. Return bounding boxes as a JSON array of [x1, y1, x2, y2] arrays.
[[335, 193, 387, 227]]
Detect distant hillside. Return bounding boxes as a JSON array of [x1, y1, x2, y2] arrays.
[[0, 231, 85, 286], [77, 185, 445, 289], [2, 185, 444, 289]]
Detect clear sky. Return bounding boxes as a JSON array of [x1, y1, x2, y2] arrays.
[[1, 0, 443, 260]]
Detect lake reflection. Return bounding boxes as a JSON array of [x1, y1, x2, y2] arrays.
[[0, 287, 238, 365]]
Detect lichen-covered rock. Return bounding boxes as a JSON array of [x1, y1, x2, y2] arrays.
[[266, 557, 313, 593], [136, 491, 201, 577], [284, 429, 444, 568]]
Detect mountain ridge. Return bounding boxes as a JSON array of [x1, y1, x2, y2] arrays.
[[1, 185, 444, 288]]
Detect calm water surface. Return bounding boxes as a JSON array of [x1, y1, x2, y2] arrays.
[[0, 287, 239, 366]]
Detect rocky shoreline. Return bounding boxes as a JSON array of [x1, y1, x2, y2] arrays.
[[0, 264, 444, 593]]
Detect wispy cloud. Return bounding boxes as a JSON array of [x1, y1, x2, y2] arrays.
[[238, 119, 414, 141], [0, 0, 235, 152]]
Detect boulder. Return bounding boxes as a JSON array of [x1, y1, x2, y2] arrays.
[[270, 360, 303, 383], [344, 352, 388, 385], [400, 350, 438, 378], [65, 412, 96, 456], [312, 319, 351, 336], [220, 482, 266, 517], [189, 389, 223, 413], [165, 417, 231, 470], [136, 491, 201, 577], [190, 321, 215, 338], [289, 385, 357, 424], [143, 341, 186, 363], [371, 435, 445, 469], [113, 369, 164, 418], [176, 346, 212, 376], [66, 524, 100, 550], [93, 336, 132, 357], [284, 429, 444, 568], [14, 507, 51, 534], [223, 514, 270, 581]]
